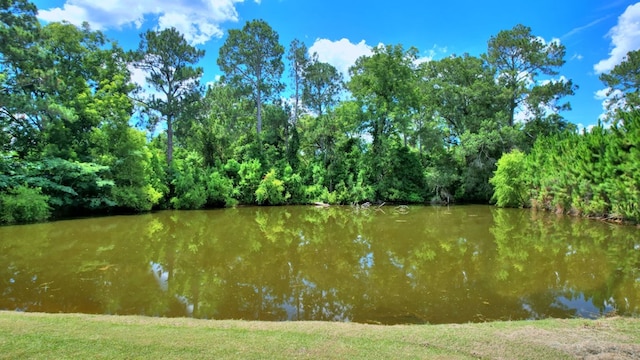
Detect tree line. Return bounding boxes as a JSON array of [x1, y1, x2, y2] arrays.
[[1, 0, 637, 224]]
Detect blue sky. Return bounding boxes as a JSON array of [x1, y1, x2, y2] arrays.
[[32, 0, 640, 130]]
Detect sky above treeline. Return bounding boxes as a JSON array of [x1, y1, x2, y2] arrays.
[[32, 0, 640, 130]]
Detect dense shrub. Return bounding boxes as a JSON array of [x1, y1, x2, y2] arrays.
[[0, 186, 51, 224], [490, 149, 529, 208], [237, 158, 263, 204], [112, 184, 163, 212], [206, 169, 237, 207], [503, 111, 640, 223], [170, 152, 207, 209], [282, 165, 305, 204], [255, 169, 288, 205], [376, 145, 426, 203]]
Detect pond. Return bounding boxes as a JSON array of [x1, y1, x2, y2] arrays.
[[1, 205, 638, 324]]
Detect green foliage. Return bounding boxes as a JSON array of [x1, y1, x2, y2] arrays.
[[524, 111, 640, 222], [0, 37, 44, 153], [261, 102, 290, 165], [170, 151, 207, 210], [287, 39, 309, 124], [223, 158, 241, 182], [233, 132, 264, 163], [282, 165, 305, 204], [255, 169, 288, 205], [349, 44, 419, 189], [111, 184, 162, 212], [303, 56, 343, 116], [599, 49, 640, 117], [333, 170, 373, 204], [205, 169, 238, 207], [0, 185, 50, 224], [452, 120, 515, 203], [0, 152, 19, 189], [301, 163, 327, 202], [94, 125, 164, 212], [490, 149, 529, 208], [12, 158, 115, 213], [286, 126, 301, 171], [217, 19, 284, 134], [376, 145, 426, 203], [2, 19, 130, 160], [521, 114, 577, 150], [483, 24, 575, 127], [418, 54, 500, 139], [424, 165, 459, 205], [608, 112, 640, 220], [133, 27, 205, 165], [182, 83, 252, 166], [238, 158, 263, 204]]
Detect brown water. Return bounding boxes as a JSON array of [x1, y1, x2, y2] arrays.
[[1, 205, 638, 324]]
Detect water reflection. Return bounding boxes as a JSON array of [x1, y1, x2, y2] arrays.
[[0, 206, 638, 324]]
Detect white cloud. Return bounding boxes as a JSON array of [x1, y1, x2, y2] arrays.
[[128, 64, 148, 89], [594, 2, 640, 74], [308, 38, 374, 78], [37, 0, 259, 45], [156, 11, 225, 44], [513, 107, 533, 124], [38, 4, 91, 25], [594, 88, 610, 99]]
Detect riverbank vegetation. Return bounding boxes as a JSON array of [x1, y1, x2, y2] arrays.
[[1, 311, 639, 359], [1, 1, 638, 224], [491, 111, 640, 223]]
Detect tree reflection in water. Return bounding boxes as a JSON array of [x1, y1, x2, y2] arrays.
[[0, 206, 638, 324]]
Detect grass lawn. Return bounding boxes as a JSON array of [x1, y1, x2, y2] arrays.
[[1, 311, 639, 359]]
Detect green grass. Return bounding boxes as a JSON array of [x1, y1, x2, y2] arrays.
[[1, 311, 639, 359]]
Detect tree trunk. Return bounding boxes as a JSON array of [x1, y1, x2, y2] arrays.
[[294, 74, 300, 124], [256, 72, 262, 134], [167, 114, 173, 165], [509, 99, 516, 127], [257, 95, 262, 134]]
